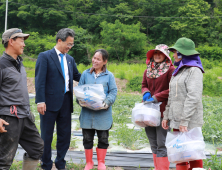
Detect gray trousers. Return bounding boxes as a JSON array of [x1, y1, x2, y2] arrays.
[[145, 119, 169, 157], [0, 115, 44, 170]]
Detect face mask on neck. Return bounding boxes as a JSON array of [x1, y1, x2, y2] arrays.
[[177, 52, 182, 59]]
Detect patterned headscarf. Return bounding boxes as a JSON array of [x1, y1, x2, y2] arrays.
[[146, 57, 171, 78], [146, 44, 173, 79]]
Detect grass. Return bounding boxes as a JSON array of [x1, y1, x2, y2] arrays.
[[29, 93, 222, 151], [9, 160, 124, 170], [203, 67, 222, 96], [22, 57, 222, 97], [202, 97, 222, 144], [21, 60, 147, 81], [12, 95, 222, 169]]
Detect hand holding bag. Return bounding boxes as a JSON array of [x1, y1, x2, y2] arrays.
[[74, 84, 106, 110], [132, 102, 161, 127], [165, 127, 206, 163]]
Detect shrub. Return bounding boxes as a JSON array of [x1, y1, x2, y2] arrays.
[[100, 20, 147, 61], [127, 76, 143, 92], [24, 32, 55, 57], [0, 39, 4, 55], [197, 45, 222, 61]]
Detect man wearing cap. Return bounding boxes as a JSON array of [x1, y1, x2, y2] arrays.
[[0, 28, 44, 170], [35, 28, 81, 170]]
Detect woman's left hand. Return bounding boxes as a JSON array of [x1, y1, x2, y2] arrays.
[[179, 126, 188, 132]]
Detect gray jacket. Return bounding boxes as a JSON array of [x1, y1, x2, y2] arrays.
[[163, 67, 203, 130], [0, 52, 30, 118]]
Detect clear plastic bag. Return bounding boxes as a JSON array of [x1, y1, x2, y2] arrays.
[[165, 127, 206, 164], [74, 84, 106, 110], [132, 102, 161, 128]]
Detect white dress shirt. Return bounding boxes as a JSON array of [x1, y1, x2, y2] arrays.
[[54, 47, 70, 92]]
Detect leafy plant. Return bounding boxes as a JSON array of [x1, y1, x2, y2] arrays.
[[111, 124, 147, 149], [66, 159, 85, 170], [9, 161, 23, 170], [127, 76, 143, 92], [203, 149, 222, 170]]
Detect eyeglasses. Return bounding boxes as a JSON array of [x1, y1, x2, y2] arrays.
[[9, 29, 22, 39], [66, 43, 74, 47]]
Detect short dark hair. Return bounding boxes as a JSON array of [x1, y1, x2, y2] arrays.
[[3, 37, 18, 48], [90, 49, 109, 73], [56, 28, 75, 43]]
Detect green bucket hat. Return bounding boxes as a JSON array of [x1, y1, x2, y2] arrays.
[[168, 37, 200, 56]]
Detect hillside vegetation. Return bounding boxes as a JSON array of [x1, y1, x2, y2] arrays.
[[0, 0, 222, 64]]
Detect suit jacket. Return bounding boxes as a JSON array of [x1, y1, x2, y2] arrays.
[[35, 48, 81, 112]]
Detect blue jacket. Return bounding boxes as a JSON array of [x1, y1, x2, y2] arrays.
[[35, 48, 81, 112], [78, 68, 117, 130]]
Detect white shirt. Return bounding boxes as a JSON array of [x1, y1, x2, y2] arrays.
[[54, 47, 70, 92]]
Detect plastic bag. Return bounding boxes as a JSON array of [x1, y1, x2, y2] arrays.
[[165, 127, 206, 163], [74, 84, 106, 110], [132, 102, 161, 127]]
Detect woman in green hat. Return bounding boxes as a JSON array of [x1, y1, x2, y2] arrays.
[[162, 37, 205, 170]]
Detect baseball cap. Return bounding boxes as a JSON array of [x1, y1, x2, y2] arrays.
[[2, 28, 29, 44]]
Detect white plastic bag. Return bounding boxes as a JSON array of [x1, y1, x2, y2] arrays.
[[165, 127, 206, 164], [74, 84, 106, 110], [132, 102, 161, 127]]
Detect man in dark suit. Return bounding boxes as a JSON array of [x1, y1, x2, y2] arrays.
[[35, 28, 81, 170]]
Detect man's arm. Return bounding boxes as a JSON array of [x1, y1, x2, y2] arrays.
[[35, 52, 48, 115], [72, 58, 81, 82]]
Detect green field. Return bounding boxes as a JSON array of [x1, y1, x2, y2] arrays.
[[3, 53, 222, 169]]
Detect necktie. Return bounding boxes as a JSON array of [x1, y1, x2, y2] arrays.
[[59, 53, 66, 93]]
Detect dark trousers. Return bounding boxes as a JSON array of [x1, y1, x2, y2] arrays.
[[82, 129, 109, 149], [40, 92, 72, 170], [0, 115, 44, 170], [145, 119, 169, 157]]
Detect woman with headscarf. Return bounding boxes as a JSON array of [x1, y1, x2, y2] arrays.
[[142, 44, 175, 170], [162, 37, 205, 170]]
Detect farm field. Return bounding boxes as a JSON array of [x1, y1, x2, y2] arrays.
[[29, 95, 222, 152], [12, 58, 222, 169], [26, 94, 222, 170]]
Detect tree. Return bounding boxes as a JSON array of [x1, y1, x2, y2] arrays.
[[68, 26, 93, 64], [15, 0, 69, 34], [170, 0, 210, 45], [100, 20, 147, 61]]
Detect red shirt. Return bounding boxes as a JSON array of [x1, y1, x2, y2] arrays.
[[142, 66, 175, 117]]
